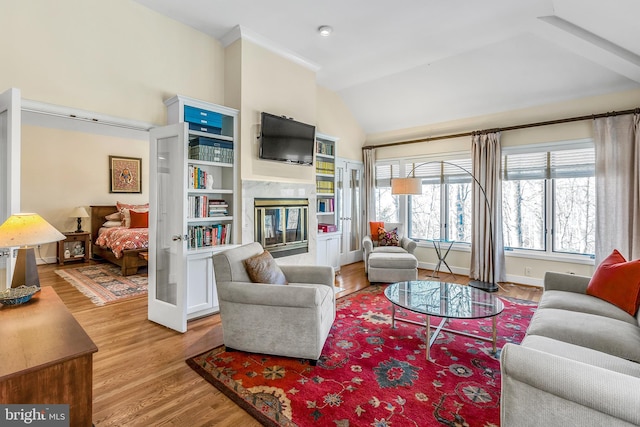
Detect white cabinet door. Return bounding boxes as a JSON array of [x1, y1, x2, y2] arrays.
[[327, 235, 341, 272], [0, 88, 21, 291], [186, 251, 217, 318], [317, 233, 341, 272], [148, 123, 188, 333]]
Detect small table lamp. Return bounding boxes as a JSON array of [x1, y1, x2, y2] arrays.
[[0, 213, 65, 288], [69, 206, 90, 233]]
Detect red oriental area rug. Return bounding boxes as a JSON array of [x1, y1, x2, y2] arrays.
[[186, 284, 536, 427]]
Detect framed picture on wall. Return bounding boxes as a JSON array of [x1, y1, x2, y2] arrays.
[[109, 155, 142, 193]]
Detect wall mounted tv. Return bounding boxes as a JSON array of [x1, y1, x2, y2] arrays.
[[259, 112, 316, 166]]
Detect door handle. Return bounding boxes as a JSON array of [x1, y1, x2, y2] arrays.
[[172, 235, 183, 241]]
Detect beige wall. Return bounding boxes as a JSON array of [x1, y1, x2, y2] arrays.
[[316, 86, 365, 161], [0, 0, 226, 124], [22, 125, 149, 260], [235, 39, 318, 183], [369, 88, 640, 285]]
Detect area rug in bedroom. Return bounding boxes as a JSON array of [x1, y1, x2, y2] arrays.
[[186, 284, 536, 427], [55, 263, 147, 306]]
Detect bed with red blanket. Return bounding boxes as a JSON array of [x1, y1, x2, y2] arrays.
[[90, 205, 148, 276]]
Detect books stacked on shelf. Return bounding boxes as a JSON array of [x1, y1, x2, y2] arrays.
[[188, 165, 210, 189], [188, 197, 229, 218], [317, 198, 334, 213], [316, 160, 334, 175], [208, 199, 229, 217], [317, 140, 335, 156], [189, 136, 233, 164], [189, 195, 209, 218], [316, 180, 334, 194], [188, 223, 231, 249]]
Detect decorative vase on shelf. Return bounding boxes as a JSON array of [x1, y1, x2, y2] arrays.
[[206, 175, 214, 189]]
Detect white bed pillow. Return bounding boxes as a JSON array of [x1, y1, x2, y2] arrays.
[[102, 220, 123, 228]]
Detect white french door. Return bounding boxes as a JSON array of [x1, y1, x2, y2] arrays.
[[336, 159, 364, 266], [148, 123, 188, 332], [0, 88, 21, 291]]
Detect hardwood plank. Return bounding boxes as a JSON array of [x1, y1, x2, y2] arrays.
[[37, 260, 541, 426]]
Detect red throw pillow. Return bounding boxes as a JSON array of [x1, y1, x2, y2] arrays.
[[129, 210, 149, 228], [586, 249, 640, 316], [369, 221, 384, 237]]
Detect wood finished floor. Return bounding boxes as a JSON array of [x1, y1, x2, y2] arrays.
[[38, 261, 542, 426]]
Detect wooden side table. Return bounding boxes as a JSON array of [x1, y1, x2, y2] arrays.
[[0, 287, 98, 426], [57, 231, 91, 265]]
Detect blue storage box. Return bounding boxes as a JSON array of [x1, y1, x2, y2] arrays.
[[184, 106, 223, 127], [188, 122, 222, 135]]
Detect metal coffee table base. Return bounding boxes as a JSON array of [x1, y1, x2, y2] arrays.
[[390, 304, 498, 361]]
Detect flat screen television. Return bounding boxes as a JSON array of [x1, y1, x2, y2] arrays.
[[259, 112, 316, 166]]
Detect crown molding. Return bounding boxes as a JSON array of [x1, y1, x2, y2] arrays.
[[221, 25, 320, 73]]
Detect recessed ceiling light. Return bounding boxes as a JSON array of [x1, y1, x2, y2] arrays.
[[318, 25, 333, 37]]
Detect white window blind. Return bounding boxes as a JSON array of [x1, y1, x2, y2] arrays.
[[502, 147, 594, 180], [410, 159, 473, 184], [375, 161, 400, 187]]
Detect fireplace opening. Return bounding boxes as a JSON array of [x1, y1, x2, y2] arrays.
[[254, 198, 309, 258]]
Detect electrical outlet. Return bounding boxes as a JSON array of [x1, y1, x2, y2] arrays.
[[524, 266, 532, 277]]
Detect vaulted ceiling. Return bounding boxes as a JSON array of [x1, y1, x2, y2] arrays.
[[133, 0, 640, 134]]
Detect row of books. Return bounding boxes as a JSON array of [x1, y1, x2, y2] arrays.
[[315, 160, 334, 175], [187, 223, 231, 249], [316, 141, 335, 156], [316, 180, 335, 194], [187, 196, 229, 218], [317, 198, 334, 213], [188, 165, 210, 189]]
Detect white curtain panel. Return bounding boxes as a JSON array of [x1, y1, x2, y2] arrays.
[[593, 113, 640, 263], [363, 147, 376, 226], [471, 132, 506, 283]]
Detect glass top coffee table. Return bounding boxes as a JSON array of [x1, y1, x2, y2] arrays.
[[384, 280, 505, 361]]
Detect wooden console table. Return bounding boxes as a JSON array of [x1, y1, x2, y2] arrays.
[[0, 287, 98, 427]]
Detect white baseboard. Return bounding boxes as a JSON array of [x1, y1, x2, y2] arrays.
[[418, 261, 544, 287], [36, 256, 58, 266]]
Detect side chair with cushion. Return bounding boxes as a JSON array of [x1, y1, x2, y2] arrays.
[[212, 242, 336, 363], [363, 222, 418, 283]]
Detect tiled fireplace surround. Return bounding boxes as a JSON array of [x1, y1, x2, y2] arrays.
[[242, 180, 317, 265]]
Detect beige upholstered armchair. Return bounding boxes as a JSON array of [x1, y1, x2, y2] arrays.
[[212, 242, 336, 363], [363, 222, 418, 280]]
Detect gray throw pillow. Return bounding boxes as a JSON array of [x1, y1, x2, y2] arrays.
[[243, 251, 288, 285]]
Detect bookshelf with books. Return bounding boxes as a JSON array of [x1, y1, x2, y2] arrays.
[[315, 133, 341, 272], [149, 95, 238, 330]]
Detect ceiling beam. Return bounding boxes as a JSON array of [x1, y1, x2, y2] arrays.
[[535, 15, 640, 83]]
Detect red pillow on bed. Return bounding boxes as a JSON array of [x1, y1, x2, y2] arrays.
[[129, 210, 149, 228]]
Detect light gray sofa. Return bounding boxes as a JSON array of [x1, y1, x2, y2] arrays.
[[363, 222, 418, 283], [212, 242, 336, 363], [501, 271, 640, 427]]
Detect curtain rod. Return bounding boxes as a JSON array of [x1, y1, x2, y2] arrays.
[[362, 107, 640, 151]]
